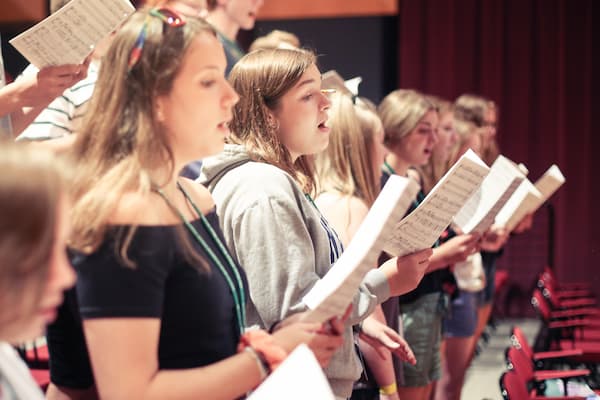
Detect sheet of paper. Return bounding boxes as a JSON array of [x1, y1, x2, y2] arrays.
[[382, 149, 490, 257], [495, 164, 565, 231], [301, 175, 420, 323], [247, 344, 335, 400], [494, 178, 542, 231], [10, 0, 134, 68], [453, 155, 525, 234], [533, 164, 566, 207]]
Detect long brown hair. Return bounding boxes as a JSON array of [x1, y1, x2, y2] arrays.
[[0, 142, 66, 332], [315, 93, 382, 207], [228, 48, 318, 193], [69, 9, 215, 263]]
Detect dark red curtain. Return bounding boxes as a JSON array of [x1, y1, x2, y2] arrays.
[[396, 0, 600, 308]]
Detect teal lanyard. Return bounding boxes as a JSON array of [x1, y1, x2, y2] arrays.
[[304, 193, 319, 210], [383, 160, 396, 176], [382, 161, 421, 210], [153, 182, 246, 335]]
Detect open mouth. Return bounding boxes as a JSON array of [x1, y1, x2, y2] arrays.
[[318, 120, 330, 132]]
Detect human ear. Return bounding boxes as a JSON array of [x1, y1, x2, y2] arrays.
[[266, 111, 279, 131], [154, 97, 166, 123]]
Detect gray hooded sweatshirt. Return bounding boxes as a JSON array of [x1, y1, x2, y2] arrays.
[[198, 144, 391, 398]]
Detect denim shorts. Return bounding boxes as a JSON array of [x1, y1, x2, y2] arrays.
[[399, 292, 443, 386], [443, 290, 478, 338]]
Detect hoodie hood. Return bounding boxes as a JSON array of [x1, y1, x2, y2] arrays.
[[197, 144, 252, 191]]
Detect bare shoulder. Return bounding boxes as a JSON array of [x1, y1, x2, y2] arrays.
[[178, 178, 216, 215], [346, 196, 369, 221], [109, 179, 215, 226]]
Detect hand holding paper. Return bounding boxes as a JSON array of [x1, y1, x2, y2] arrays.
[[10, 0, 135, 68]]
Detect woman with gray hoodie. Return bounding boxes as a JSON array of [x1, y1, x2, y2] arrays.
[[198, 48, 432, 400]]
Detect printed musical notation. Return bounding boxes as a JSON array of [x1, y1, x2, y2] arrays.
[[383, 149, 490, 257], [454, 155, 526, 234], [10, 0, 134, 68], [302, 175, 420, 323]]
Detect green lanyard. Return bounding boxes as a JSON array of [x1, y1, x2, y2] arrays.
[[153, 182, 246, 335], [383, 160, 396, 176]]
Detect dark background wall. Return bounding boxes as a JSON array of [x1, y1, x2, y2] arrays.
[[252, 17, 398, 103]]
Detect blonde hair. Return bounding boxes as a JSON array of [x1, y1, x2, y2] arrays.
[[228, 48, 318, 194], [450, 116, 482, 165], [69, 9, 215, 263], [454, 94, 490, 127], [416, 95, 454, 193], [453, 94, 495, 164], [315, 93, 382, 207], [249, 30, 301, 52], [0, 142, 67, 331], [378, 89, 437, 147]]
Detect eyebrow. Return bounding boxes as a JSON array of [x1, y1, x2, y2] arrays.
[[295, 78, 318, 89]]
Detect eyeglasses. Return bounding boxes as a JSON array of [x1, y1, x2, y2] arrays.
[[128, 8, 187, 72]]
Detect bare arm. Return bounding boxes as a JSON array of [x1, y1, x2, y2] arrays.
[[0, 63, 88, 136], [426, 233, 479, 272], [84, 318, 343, 400]]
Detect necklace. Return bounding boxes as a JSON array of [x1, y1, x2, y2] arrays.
[[153, 182, 246, 335]]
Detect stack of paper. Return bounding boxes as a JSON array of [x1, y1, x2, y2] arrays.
[[454, 155, 525, 234], [382, 149, 490, 257], [301, 174, 420, 323], [10, 0, 135, 68]]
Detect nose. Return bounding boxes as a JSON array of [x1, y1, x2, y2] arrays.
[[319, 90, 331, 111], [49, 249, 76, 293], [223, 81, 240, 108]]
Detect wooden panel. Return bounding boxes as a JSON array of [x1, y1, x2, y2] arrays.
[[0, 0, 46, 23], [257, 0, 398, 20]]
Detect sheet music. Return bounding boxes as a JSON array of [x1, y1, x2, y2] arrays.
[[454, 155, 525, 234], [382, 149, 490, 257], [248, 345, 335, 400], [10, 0, 134, 68], [533, 165, 565, 205], [494, 178, 542, 231], [301, 175, 420, 323], [494, 164, 565, 231]]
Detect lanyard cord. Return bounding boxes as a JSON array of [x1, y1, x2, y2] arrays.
[[383, 160, 396, 176], [153, 182, 246, 335]]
